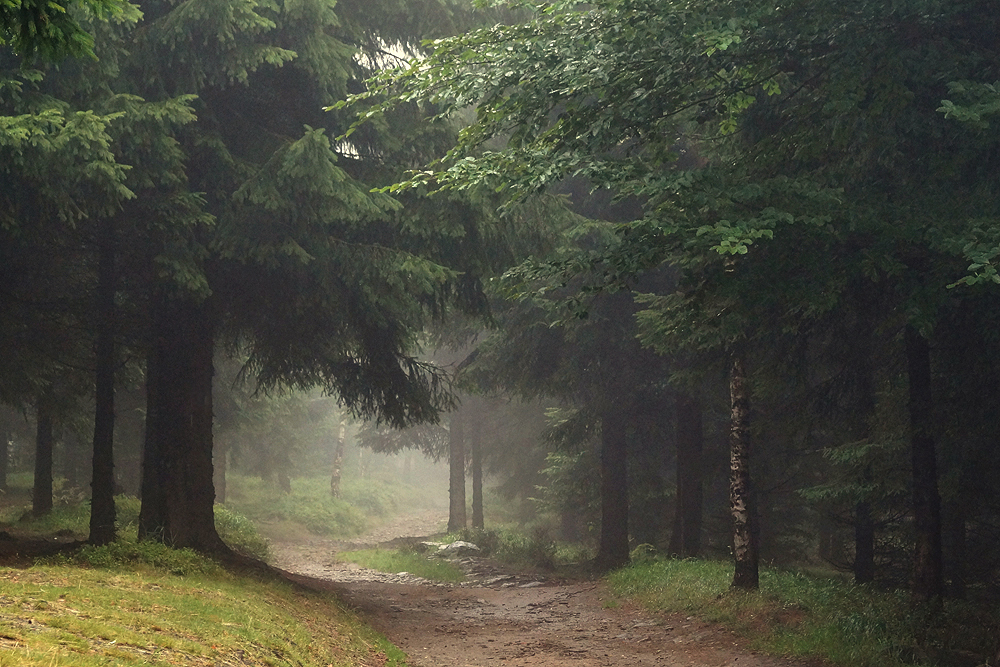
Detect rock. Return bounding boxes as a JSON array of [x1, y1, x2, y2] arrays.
[[437, 541, 481, 557]]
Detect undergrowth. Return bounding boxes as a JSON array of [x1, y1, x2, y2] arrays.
[[449, 526, 586, 572], [225, 475, 369, 537], [1, 495, 270, 562], [608, 557, 1000, 667]]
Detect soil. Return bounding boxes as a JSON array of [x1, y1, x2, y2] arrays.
[[268, 512, 824, 667]]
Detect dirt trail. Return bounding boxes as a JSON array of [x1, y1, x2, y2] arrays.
[[269, 513, 821, 667]]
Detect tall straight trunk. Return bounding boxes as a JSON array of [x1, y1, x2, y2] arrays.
[[90, 216, 117, 544], [139, 294, 226, 552], [448, 409, 466, 532], [214, 438, 228, 504], [139, 342, 164, 541], [595, 406, 629, 572], [729, 353, 759, 590], [1, 432, 9, 491], [905, 325, 943, 603], [330, 420, 346, 498], [670, 393, 704, 557], [32, 395, 54, 517], [471, 413, 484, 529]]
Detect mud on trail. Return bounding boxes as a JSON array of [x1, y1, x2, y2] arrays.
[[269, 512, 821, 667]]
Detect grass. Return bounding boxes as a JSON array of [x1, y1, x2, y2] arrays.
[[225, 475, 369, 538], [444, 526, 594, 575], [0, 493, 270, 562], [0, 479, 409, 667], [0, 548, 408, 667], [607, 557, 1000, 667], [335, 549, 465, 583], [224, 474, 444, 539]]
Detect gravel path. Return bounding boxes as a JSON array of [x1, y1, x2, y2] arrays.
[[269, 513, 824, 667]]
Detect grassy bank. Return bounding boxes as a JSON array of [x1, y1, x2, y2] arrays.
[[0, 494, 270, 562], [0, 489, 402, 665], [607, 557, 999, 667], [0, 543, 407, 667]]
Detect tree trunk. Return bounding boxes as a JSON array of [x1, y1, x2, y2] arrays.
[[139, 294, 226, 552], [448, 409, 466, 532], [595, 406, 629, 572], [729, 353, 759, 590], [214, 438, 228, 504], [32, 395, 54, 517], [139, 342, 165, 541], [471, 412, 484, 529], [905, 325, 943, 603], [670, 393, 703, 557], [1, 432, 9, 491], [277, 469, 291, 494], [330, 420, 346, 498], [90, 216, 117, 544]]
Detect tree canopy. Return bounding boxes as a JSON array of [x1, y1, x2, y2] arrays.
[[348, 0, 1000, 595]]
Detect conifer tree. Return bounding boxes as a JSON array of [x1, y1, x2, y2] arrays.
[[356, 0, 1000, 596], [116, 0, 507, 550]]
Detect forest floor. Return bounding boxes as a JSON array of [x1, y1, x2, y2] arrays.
[[266, 513, 825, 667]]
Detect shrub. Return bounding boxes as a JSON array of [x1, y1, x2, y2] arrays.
[[455, 526, 557, 571]]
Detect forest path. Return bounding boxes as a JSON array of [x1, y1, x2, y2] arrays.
[[268, 513, 822, 667]]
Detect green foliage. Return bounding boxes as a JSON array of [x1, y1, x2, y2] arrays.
[[0, 0, 125, 60], [213, 504, 271, 560], [530, 448, 598, 535], [225, 475, 368, 537], [453, 526, 557, 571], [340, 477, 401, 518], [1, 494, 270, 561], [609, 558, 1000, 667], [42, 539, 220, 575]]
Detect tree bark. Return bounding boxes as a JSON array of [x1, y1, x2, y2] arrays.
[[214, 438, 228, 504], [139, 341, 165, 541], [32, 394, 54, 517], [330, 420, 346, 497], [139, 294, 226, 552], [90, 216, 117, 544], [0, 433, 7, 491], [595, 406, 629, 572], [670, 393, 703, 557], [448, 409, 466, 532], [905, 325, 943, 603], [471, 411, 484, 529], [729, 353, 759, 590]]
